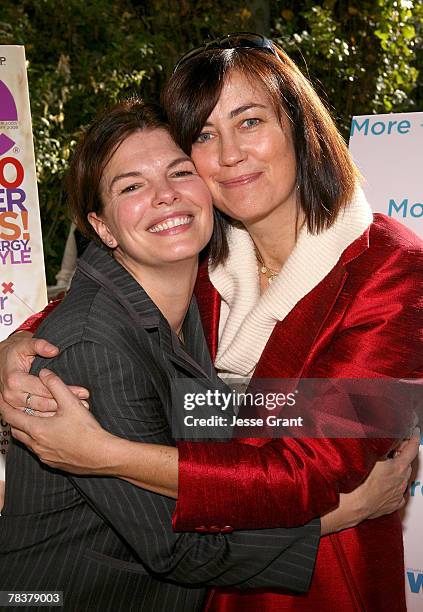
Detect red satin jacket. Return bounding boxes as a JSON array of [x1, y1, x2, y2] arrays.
[[173, 215, 422, 612], [19, 215, 422, 611]]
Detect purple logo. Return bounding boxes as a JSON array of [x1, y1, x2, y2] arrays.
[[0, 80, 18, 121], [0, 80, 17, 155]]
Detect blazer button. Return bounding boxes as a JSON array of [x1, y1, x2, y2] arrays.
[[195, 526, 208, 533], [208, 525, 220, 533], [221, 526, 234, 534]]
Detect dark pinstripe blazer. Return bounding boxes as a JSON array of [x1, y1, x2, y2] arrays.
[[0, 242, 320, 612]]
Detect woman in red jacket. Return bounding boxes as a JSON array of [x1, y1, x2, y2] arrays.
[[1, 34, 422, 611]]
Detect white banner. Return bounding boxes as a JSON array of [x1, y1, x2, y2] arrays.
[[349, 111, 423, 609], [349, 112, 423, 234], [0, 46, 47, 483]]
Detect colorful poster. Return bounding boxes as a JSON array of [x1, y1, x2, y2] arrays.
[[0, 46, 47, 484], [349, 112, 423, 609]]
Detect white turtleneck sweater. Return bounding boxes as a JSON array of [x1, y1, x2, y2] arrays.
[[209, 187, 373, 379]]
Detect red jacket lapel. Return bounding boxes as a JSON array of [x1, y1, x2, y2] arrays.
[[253, 229, 370, 380], [194, 259, 221, 362], [253, 264, 348, 379]]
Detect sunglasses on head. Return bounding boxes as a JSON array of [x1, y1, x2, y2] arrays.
[[173, 32, 282, 73]]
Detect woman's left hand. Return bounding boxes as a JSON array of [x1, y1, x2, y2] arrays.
[[320, 431, 420, 535], [0, 369, 113, 474]]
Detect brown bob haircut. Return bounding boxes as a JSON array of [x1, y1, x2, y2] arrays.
[[163, 45, 360, 265], [66, 97, 166, 246]]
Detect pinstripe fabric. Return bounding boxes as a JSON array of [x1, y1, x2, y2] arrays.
[[0, 242, 320, 611]]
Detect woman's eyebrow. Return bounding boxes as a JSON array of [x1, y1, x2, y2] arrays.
[[229, 103, 267, 118], [203, 104, 267, 126], [109, 171, 142, 193], [108, 157, 191, 192], [167, 156, 192, 170]]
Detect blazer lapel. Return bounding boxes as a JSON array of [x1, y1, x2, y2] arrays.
[[157, 304, 214, 381], [254, 264, 348, 380]]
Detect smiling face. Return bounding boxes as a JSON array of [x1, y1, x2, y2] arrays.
[[190, 70, 298, 228], [88, 128, 213, 275]]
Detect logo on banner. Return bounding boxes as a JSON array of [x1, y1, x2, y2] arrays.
[[0, 80, 18, 155]]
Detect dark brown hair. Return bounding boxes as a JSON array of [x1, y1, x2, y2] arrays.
[[67, 97, 166, 245], [163, 46, 360, 265]]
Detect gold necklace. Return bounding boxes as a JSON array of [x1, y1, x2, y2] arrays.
[[254, 248, 280, 284]]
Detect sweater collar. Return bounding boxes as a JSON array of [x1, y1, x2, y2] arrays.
[[209, 187, 373, 375]]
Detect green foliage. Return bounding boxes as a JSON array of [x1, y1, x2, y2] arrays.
[[0, 1, 420, 282], [271, 0, 422, 130]]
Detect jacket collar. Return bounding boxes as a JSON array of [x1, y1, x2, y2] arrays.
[[79, 242, 160, 327], [78, 242, 213, 380]]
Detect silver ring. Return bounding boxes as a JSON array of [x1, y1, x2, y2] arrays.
[[25, 393, 32, 408], [24, 407, 35, 416]]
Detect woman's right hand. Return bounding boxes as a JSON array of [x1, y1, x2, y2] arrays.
[[0, 332, 88, 412], [1, 369, 178, 497], [321, 430, 420, 535]]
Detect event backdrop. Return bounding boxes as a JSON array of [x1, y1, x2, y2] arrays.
[[349, 111, 423, 609], [0, 46, 47, 483]]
